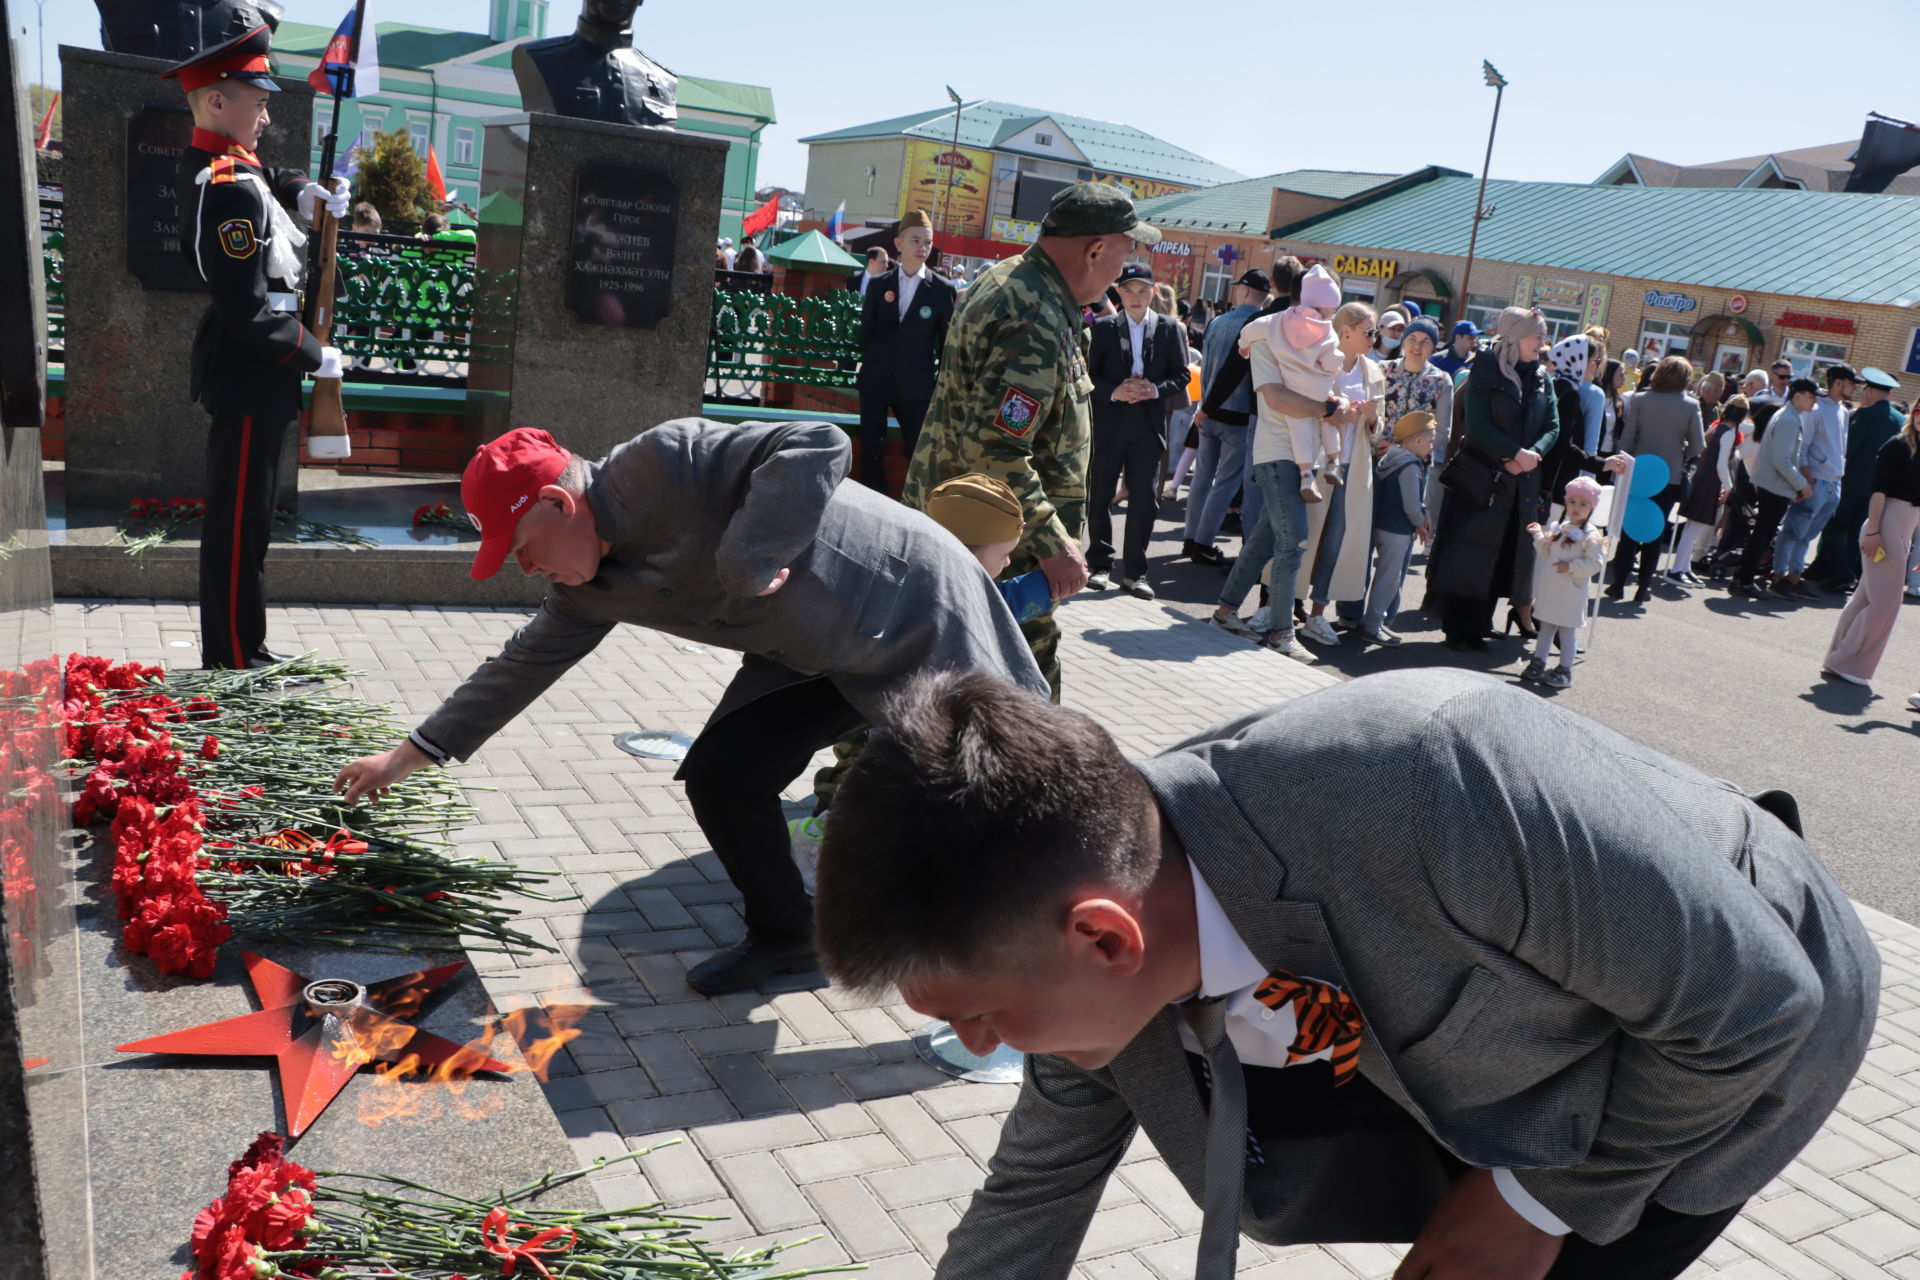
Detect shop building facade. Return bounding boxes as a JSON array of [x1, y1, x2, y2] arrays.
[[1267, 174, 1920, 396], [799, 99, 1240, 262]]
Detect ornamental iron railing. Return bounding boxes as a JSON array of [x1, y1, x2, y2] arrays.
[[39, 194, 63, 356], [330, 231, 474, 386], [707, 286, 861, 405]]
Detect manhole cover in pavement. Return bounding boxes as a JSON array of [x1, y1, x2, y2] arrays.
[[914, 1020, 1025, 1083], [614, 730, 695, 760]]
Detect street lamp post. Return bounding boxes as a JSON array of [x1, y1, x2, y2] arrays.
[[1456, 60, 1507, 327]]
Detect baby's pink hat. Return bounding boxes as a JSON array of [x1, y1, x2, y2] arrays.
[[1299, 264, 1341, 310]]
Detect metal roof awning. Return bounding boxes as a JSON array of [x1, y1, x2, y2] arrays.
[[1385, 267, 1454, 300], [1689, 313, 1765, 346]]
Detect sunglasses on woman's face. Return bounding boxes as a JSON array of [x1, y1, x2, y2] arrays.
[[1364, 328, 1378, 340]]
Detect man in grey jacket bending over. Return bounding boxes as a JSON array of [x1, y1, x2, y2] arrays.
[[813, 668, 1878, 1280], [336, 421, 1047, 994]]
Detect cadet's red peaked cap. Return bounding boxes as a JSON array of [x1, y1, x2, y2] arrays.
[[463, 429, 571, 580], [161, 25, 281, 94]]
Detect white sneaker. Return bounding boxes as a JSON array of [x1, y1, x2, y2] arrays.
[[1263, 630, 1306, 657], [1362, 625, 1401, 647], [1300, 615, 1341, 646], [1907, 587, 1920, 599], [1248, 605, 1273, 633], [1908, 692, 1920, 712], [1119, 576, 1155, 600], [788, 814, 827, 894], [1822, 667, 1872, 689]]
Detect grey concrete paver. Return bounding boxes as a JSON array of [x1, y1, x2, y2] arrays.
[[54, 589, 1920, 1275]]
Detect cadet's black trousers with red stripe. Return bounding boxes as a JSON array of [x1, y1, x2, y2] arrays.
[[200, 410, 291, 669]]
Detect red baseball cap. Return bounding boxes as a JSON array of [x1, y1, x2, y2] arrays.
[[462, 428, 570, 580]]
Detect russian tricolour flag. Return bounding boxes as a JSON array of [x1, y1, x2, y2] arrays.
[[825, 200, 846, 242], [308, 4, 380, 99]]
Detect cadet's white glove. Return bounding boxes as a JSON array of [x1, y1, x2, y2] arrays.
[[315, 346, 344, 380], [297, 180, 350, 222]]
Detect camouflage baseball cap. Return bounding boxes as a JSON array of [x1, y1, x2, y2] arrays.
[[1041, 182, 1160, 244]]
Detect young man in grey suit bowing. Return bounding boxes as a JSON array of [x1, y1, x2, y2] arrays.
[[813, 669, 1879, 1280], [335, 421, 1047, 996]]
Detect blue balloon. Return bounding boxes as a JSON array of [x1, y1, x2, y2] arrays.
[[1628, 453, 1670, 497], [1622, 502, 1667, 544]]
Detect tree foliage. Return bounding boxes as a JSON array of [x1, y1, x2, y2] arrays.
[[355, 129, 434, 224]]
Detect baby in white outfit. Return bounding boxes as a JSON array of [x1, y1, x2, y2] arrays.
[[1237, 263, 1349, 501]]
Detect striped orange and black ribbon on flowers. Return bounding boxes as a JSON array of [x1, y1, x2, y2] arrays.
[[1252, 971, 1365, 1086]]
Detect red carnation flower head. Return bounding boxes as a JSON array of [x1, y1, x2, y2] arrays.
[[200, 735, 220, 760]]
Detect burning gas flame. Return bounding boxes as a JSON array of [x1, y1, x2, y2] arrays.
[[353, 999, 588, 1128]]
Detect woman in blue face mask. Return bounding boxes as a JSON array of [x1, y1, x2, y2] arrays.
[[1370, 307, 1408, 362]]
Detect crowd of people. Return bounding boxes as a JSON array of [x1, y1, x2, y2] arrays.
[[1078, 256, 1920, 702]]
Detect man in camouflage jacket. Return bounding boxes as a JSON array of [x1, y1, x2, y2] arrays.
[[902, 183, 1159, 696]]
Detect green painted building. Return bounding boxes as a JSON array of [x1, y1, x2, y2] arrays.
[[270, 2, 775, 239]]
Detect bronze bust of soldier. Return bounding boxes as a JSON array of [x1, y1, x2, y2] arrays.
[[512, 0, 677, 128], [95, 0, 283, 63]]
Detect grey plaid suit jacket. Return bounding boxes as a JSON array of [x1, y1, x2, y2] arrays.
[[413, 418, 1047, 762], [935, 670, 1878, 1277]]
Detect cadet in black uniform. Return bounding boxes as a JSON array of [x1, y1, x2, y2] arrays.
[[162, 26, 345, 668], [854, 209, 956, 496]]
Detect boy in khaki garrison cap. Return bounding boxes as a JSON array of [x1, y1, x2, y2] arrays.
[[927, 474, 1056, 624]]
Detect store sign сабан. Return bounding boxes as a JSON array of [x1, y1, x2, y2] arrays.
[[1644, 289, 1698, 313], [1333, 254, 1397, 279], [1777, 311, 1856, 335]]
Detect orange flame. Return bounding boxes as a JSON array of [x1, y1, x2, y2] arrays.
[[352, 998, 590, 1128]]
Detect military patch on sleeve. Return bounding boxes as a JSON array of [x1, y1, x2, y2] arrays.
[[994, 387, 1041, 438], [217, 218, 257, 259]]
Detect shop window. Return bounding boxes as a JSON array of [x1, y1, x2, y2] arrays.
[[1780, 337, 1850, 380], [1463, 293, 1506, 336], [1341, 277, 1377, 307], [1201, 259, 1233, 303], [1637, 317, 1694, 364], [1539, 305, 1582, 342]]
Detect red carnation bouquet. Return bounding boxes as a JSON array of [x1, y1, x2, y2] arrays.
[[410, 502, 469, 531], [181, 1133, 844, 1280], [62, 655, 561, 977]]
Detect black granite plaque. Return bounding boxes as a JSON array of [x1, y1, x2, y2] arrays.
[[565, 162, 677, 328], [126, 105, 199, 292]]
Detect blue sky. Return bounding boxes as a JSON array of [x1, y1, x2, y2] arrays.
[[22, 0, 1920, 198]]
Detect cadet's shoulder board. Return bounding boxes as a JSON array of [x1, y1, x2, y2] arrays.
[[208, 155, 240, 185], [994, 388, 1040, 438], [218, 218, 257, 259]]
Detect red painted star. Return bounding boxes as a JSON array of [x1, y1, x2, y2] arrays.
[[117, 953, 509, 1136]]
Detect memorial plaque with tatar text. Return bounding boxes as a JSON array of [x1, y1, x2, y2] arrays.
[[126, 105, 200, 292], [566, 163, 678, 328]]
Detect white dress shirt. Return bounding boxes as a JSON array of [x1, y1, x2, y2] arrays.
[[897, 264, 927, 318], [1179, 859, 1573, 1237], [1126, 313, 1150, 378], [857, 270, 883, 297]]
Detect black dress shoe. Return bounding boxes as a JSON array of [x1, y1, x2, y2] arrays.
[[1445, 635, 1489, 652], [1729, 582, 1760, 599], [1633, 585, 1652, 604], [251, 650, 297, 666], [1603, 583, 1625, 601], [686, 936, 819, 996]]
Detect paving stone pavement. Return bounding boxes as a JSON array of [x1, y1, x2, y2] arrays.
[[56, 592, 1920, 1279]]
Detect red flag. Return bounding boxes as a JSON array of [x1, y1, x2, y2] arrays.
[[34, 92, 57, 151], [424, 144, 446, 204], [741, 195, 778, 237]]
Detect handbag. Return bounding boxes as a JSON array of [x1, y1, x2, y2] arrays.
[[1440, 440, 1503, 508]]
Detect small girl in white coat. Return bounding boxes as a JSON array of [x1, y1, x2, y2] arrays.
[[1523, 475, 1609, 688], [1237, 263, 1348, 502]]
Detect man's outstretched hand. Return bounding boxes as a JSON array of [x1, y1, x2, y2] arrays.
[[334, 740, 432, 806], [1394, 1169, 1564, 1280]]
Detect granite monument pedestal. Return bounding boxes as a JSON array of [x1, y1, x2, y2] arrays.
[[2, 20, 82, 1280], [57, 45, 311, 516], [471, 112, 725, 461]]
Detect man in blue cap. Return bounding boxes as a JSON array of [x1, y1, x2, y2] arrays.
[[163, 24, 349, 668], [1429, 320, 1479, 376], [1810, 366, 1907, 592]]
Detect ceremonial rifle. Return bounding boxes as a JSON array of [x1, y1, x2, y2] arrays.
[[300, 0, 368, 461]]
